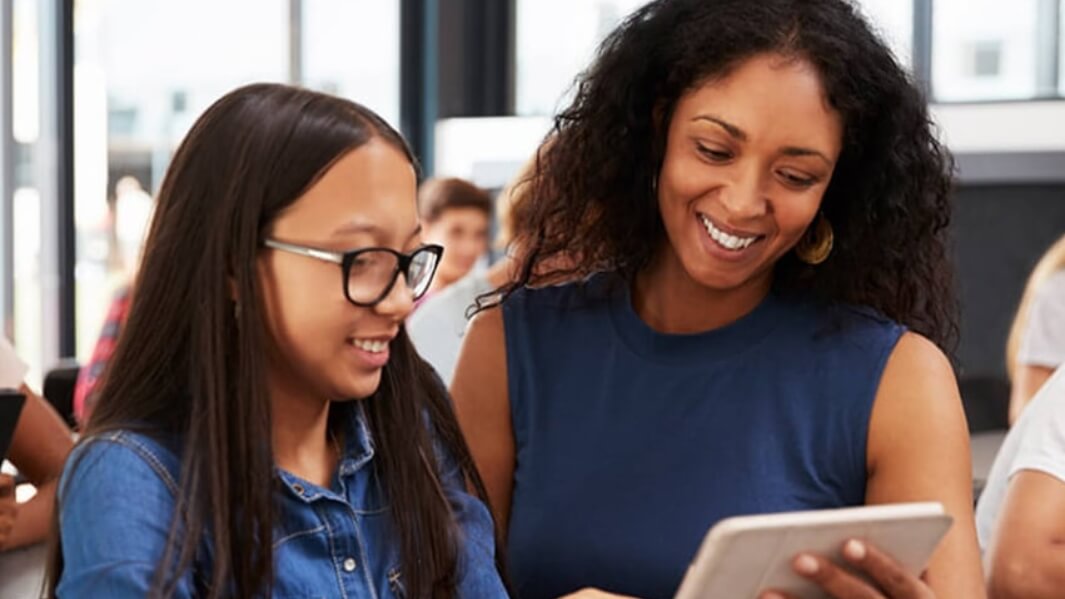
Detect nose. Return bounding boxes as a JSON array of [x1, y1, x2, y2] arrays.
[[720, 165, 769, 219], [374, 273, 416, 319]]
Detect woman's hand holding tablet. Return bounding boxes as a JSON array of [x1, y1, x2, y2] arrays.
[[676, 502, 951, 599]]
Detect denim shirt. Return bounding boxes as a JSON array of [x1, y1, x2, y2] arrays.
[[56, 403, 508, 598]]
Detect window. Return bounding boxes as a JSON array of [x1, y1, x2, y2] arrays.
[[515, 0, 916, 118], [70, 0, 400, 368], [302, 0, 400, 127], [72, 0, 289, 363], [515, 0, 649, 116], [11, 0, 48, 383], [854, 0, 914, 68], [1060, 1, 1065, 96], [932, 0, 1048, 101]]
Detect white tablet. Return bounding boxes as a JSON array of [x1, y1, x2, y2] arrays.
[[674, 502, 952, 599]]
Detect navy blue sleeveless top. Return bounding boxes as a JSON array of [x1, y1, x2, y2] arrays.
[[502, 273, 905, 599]]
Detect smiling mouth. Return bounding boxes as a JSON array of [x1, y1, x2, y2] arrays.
[[698, 213, 765, 252], [349, 338, 391, 353]]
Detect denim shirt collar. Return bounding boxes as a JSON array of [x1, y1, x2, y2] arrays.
[[276, 401, 376, 503]]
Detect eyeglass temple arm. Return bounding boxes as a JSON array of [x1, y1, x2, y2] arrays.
[[263, 239, 344, 264]]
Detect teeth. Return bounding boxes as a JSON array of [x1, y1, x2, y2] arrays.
[[699, 215, 757, 251], [352, 339, 388, 353]]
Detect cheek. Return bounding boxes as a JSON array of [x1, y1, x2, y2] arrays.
[[658, 151, 714, 215], [772, 193, 823, 246], [258, 260, 348, 354], [258, 261, 289, 344]]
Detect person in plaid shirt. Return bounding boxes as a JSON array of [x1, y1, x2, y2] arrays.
[[74, 178, 152, 427], [73, 285, 131, 426]]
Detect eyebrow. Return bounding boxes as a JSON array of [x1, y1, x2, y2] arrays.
[[693, 115, 748, 142], [332, 221, 423, 242], [692, 114, 834, 166]]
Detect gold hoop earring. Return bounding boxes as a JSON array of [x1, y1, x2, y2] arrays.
[[795, 214, 834, 265]]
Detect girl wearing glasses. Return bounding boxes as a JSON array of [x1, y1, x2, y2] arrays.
[[452, 0, 984, 598], [48, 83, 507, 598]]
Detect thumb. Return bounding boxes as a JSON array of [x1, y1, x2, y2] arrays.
[[0, 474, 14, 496]]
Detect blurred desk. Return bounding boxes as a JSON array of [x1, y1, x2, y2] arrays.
[[1, 461, 46, 598], [0, 542, 46, 599]]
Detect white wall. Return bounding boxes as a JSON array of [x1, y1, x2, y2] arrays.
[[434, 101, 1065, 191], [434, 116, 552, 189], [932, 101, 1065, 153]]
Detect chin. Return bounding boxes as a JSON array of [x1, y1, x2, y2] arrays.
[[338, 372, 384, 401], [682, 262, 756, 292]]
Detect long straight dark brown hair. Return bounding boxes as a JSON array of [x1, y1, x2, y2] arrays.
[[47, 83, 504, 598]]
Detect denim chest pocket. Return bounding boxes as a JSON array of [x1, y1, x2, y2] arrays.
[[272, 507, 409, 598], [271, 524, 334, 598], [387, 566, 407, 598]]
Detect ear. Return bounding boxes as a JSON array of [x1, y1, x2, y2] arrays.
[[652, 99, 668, 134], [650, 98, 676, 163], [649, 99, 674, 188]]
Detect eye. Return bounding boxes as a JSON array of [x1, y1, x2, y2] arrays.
[[350, 255, 374, 271], [352, 251, 389, 270], [696, 143, 733, 163], [777, 169, 818, 189]]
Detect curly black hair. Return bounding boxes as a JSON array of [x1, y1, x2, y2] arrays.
[[498, 0, 958, 350]]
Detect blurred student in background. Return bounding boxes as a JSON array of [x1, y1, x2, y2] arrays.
[[73, 176, 154, 427], [978, 365, 1065, 599], [418, 177, 492, 302], [408, 154, 538, 385], [1006, 233, 1065, 425]]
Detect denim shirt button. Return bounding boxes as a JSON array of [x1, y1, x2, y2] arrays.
[[292, 483, 304, 495], [342, 557, 357, 572]]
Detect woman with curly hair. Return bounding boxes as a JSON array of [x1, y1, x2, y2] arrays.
[[451, 1, 984, 598]]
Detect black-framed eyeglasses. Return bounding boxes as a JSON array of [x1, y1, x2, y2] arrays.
[[263, 239, 444, 307]]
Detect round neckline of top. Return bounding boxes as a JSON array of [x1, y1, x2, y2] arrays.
[[607, 276, 788, 367]]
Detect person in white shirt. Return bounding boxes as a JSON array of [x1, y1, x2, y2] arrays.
[[1007, 234, 1065, 424], [407, 272, 496, 387], [408, 151, 540, 386], [977, 366, 1065, 598]]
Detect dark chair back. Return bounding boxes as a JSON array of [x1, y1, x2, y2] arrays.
[[959, 374, 1010, 433], [43, 359, 80, 429]]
